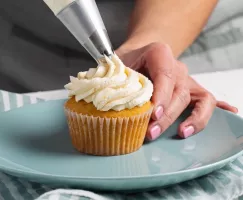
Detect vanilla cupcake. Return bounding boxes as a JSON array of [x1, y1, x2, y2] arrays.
[[64, 54, 153, 156]]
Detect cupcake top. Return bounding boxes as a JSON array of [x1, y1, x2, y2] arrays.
[[65, 54, 153, 111]]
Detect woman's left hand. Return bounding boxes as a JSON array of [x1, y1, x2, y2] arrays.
[[116, 43, 238, 141]]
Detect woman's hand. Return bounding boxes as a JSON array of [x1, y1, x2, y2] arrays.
[[116, 43, 238, 140]]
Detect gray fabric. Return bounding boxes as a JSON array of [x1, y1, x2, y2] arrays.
[[0, 0, 242, 93], [179, 0, 243, 74]]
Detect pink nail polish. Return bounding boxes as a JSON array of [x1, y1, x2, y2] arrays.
[[155, 106, 163, 120], [182, 126, 195, 138], [148, 125, 161, 140]]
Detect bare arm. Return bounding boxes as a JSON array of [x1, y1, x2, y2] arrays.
[[119, 0, 218, 57]]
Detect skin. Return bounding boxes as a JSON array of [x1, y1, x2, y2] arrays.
[[119, 0, 219, 57], [116, 0, 238, 140]]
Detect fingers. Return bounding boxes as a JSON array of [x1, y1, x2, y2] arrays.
[[217, 101, 238, 113], [178, 93, 216, 139], [146, 88, 190, 141], [143, 44, 176, 120]]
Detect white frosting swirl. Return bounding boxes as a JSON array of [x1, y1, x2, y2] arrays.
[[65, 54, 153, 111]]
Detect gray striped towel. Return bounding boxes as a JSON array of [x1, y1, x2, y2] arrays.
[[0, 90, 243, 200]]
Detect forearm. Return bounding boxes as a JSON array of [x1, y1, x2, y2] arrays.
[[119, 0, 218, 57]]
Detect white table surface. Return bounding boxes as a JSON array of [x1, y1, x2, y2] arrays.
[[26, 69, 243, 117]]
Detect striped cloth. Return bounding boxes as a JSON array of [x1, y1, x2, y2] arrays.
[[1, 90, 243, 200]]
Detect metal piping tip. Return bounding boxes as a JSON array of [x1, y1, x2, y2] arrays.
[[43, 0, 114, 64], [98, 52, 114, 64], [56, 0, 114, 63]]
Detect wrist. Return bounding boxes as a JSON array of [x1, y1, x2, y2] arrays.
[[117, 31, 162, 56]]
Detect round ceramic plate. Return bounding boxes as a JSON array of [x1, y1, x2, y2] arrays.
[[0, 99, 242, 192]]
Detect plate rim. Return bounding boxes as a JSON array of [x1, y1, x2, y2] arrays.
[[0, 150, 242, 181]]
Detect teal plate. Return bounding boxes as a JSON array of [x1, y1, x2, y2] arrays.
[[0, 99, 243, 192]]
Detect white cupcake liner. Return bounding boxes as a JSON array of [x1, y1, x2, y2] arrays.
[[64, 107, 153, 156]]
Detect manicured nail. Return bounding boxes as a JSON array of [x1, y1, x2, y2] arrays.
[[148, 125, 161, 141], [154, 106, 163, 120], [181, 126, 195, 138]]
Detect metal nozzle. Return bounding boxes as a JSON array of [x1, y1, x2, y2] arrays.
[[56, 0, 114, 63]]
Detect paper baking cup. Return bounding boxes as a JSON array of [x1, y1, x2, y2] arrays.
[[64, 108, 153, 156]]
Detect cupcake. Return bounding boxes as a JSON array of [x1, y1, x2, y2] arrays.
[[64, 54, 153, 156]]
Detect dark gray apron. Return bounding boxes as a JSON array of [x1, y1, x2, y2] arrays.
[[0, 0, 134, 93]]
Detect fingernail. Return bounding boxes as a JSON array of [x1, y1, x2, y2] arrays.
[[181, 126, 195, 139], [154, 106, 163, 120], [234, 107, 238, 113], [148, 125, 161, 141]]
